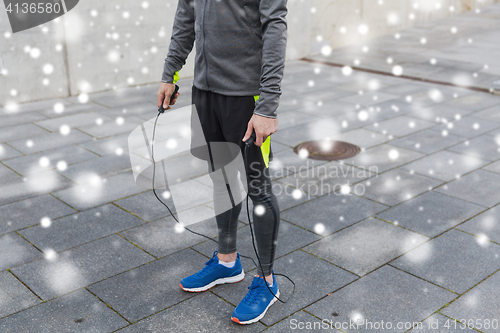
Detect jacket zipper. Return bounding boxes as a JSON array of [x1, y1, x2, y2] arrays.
[[202, 0, 211, 91]]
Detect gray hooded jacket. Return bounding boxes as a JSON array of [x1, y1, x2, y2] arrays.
[[161, 0, 288, 118]]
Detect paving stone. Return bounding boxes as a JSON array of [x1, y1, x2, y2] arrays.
[[77, 116, 145, 139], [304, 265, 456, 333], [297, 87, 354, 103], [483, 159, 500, 174], [0, 164, 17, 179], [275, 110, 322, 130], [34, 112, 112, 132], [0, 289, 127, 332], [284, 61, 333, 76], [456, 205, 500, 244], [329, 128, 391, 149], [423, 57, 484, 73], [0, 164, 17, 181], [36, 101, 108, 118], [394, 92, 442, 109], [391, 230, 500, 294], [269, 141, 289, 154], [359, 168, 443, 206], [0, 232, 43, 270], [77, 133, 130, 156], [269, 149, 329, 180], [286, 78, 341, 95], [88, 88, 161, 110], [0, 170, 74, 206], [57, 153, 132, 183], [473, 104, 500, 122], [294, 99, 359, 119], [155, 175, 214, 214], [423, 85, 474, 101], [275, 96, 304, 112], [1, 99, 74, 115], [377, 191, 485, 237], [336, 79, 396, 94], [406, 104, 474, 123], [7, 130, 94, 154], [0, 270, 41, 319], [284, 78, 338, 98], [433, 116, 500, 138], [51, 171, 146, 210], [0, 194, 76, 235], [262, 311, 335, 332], [87, 249, 208, 322], [379, 83, 429, 96], [370, 99, 420, 118], [390, 129, 466, 154], [277, 162, 374, 196], [435, 169, 500, 207], [274, 184, 314, 211], [172, 204, 222, 228], [119, 215, 232, 257], [440, 271, 500, 333], [281, 193, 388, 236], [0, 123, 49, 142], [0, 163, 18, 180], [366, 115, 437, 138], [212, 250, 358, 327], [0, 112, 48, 128], [337, 91, 400, 107], [328, 108, 388, 132], [426, 68, 493, 89], [19, 204, 145, 253], [193, 220, 321, 267], [10, 234, 153, 300], [303, 218, 428, 276], [446, 134, 500, 162], [271, 119, 344, 147], [347, 144, 425, 174], [409, 313, 475, 332], [117, 291, 265, 332], [2, 145, 98, 176], [403, 63, 446, 80], [401, 150, 489, 182], [0, 144, 22, 161], [114, 190, 171, 222], [444, 93, 500, 111], [97, 102, 164, 121]]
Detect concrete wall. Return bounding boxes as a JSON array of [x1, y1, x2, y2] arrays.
[[1, 0, 499, 107]]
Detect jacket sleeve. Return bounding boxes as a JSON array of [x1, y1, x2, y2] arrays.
[[161, 0, 195, 84], [253, 0, 288, 119]]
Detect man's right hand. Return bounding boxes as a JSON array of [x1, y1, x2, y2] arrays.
[[157, 82, 180, 110]]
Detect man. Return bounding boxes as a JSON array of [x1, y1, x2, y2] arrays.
[[157, 0, 287, 324]]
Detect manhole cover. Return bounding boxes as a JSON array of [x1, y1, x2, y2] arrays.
[[293, 140, 361, 161]]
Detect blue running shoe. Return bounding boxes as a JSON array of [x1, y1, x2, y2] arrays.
[[180, 250, 245, 292], [231, 272, 279, 324]]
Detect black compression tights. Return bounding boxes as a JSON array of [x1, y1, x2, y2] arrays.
[[210, 161, 280, 277]]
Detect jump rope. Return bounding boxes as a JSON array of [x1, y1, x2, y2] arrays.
[[151, 84, 295, 304]]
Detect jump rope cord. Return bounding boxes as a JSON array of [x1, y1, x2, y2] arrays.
[[150, 112, 295, 303]]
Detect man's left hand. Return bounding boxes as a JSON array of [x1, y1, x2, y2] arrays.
[[243, 114, 278, 147]]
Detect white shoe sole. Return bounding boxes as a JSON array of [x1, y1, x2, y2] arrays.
[[180, 270, 245, 292], [231, 289, 280, 325]]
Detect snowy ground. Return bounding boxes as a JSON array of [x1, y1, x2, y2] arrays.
[[1, 4, 500, 333]]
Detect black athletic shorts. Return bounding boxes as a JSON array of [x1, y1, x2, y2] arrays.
[[190, 85, 273, 177]]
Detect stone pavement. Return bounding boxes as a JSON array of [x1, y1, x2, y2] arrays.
[[307, 3, 500, 92], [1, 4, 500, 333]]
